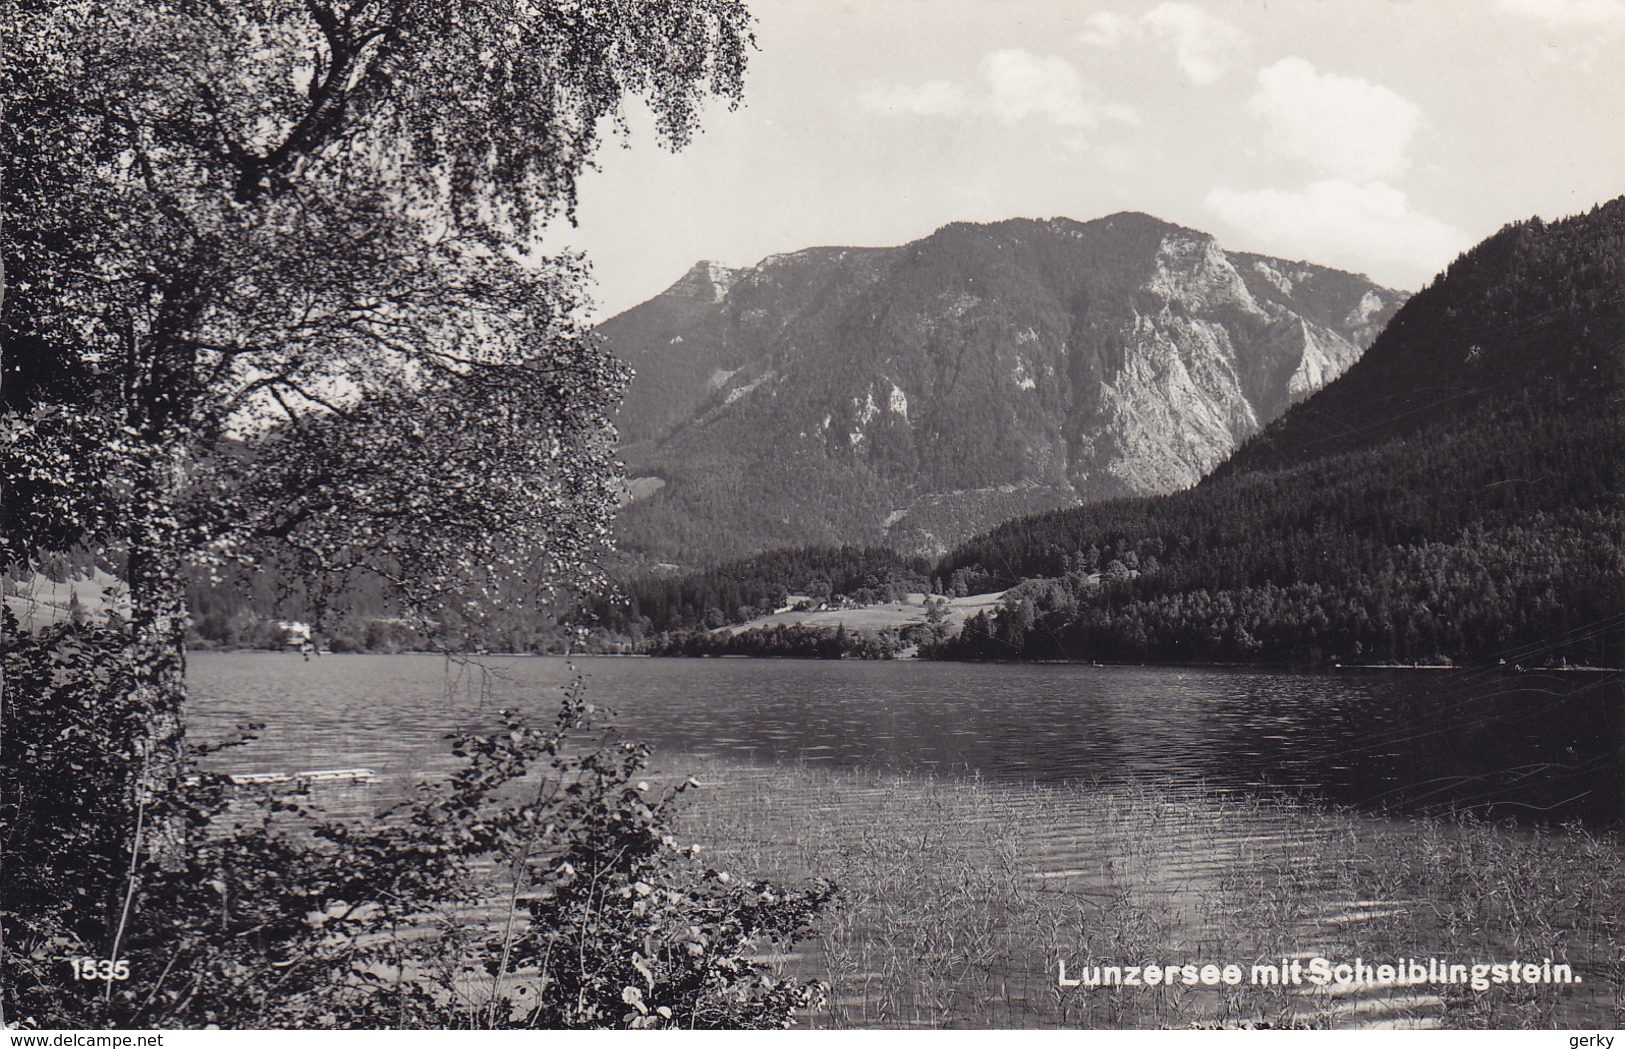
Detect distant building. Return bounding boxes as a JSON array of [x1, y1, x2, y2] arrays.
[[274, 620, 313, 649]]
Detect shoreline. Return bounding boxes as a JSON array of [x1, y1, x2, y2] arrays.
[[184, 647, 1625, 675]]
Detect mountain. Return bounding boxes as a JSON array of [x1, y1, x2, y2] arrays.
[[932, 199, 1625, 668], [600, 213, 1403, 569]]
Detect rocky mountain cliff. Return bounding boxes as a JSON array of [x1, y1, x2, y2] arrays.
[[601, 213, 1403, 568], [933, 197, 1625, 670]]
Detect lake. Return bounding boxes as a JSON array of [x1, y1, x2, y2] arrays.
[[189, 654, 1623, 826], [187, 654, 1625, 1029]]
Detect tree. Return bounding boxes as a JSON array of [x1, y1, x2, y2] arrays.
[[3, 3, 845, 1031], [3, 0, 754, 862]]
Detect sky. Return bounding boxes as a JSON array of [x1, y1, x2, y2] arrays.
[[548, 0, 1625, 319]]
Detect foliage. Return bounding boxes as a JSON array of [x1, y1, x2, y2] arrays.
[[3, 0, 754, 619], [648, 622, 906, 659], [0, 0, 760, 923], [588, 545, 932, 638], [0, 614, 143, 964], [1, 616, 830, 1029], [0, 8, 838, 1026], [178, 541, 934, 651]]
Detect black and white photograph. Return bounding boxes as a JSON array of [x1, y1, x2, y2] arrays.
[[3, 0, 1622, 1037]]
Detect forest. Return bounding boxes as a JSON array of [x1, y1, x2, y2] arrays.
[[608, 202, 1625, 668], [27, 203, 1620, 670], [583, 545, 932, 639], [929, 202, 1625, 667], [646, 622, 909, 659]]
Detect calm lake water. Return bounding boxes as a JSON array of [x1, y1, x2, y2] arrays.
[[187, 654, 1624, 1028], [189, 654, 1623, 826]]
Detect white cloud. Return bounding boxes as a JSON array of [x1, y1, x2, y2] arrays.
[[980, 49, 1097, 126], [860, 49, 1131, 129], [1249, 57, 1422, 181], [1206, 179, 1471, 287], [858, 79, 970, 117], [1496, 0, 1625, 26], [1142, 3, 1250, 85], [1078, 11, 1137, 48], [1078, 3, 1249, 84], [1494, 0, 1625, 66]]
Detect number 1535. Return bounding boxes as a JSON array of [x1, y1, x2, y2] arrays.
[[71, 958, 130, 981]]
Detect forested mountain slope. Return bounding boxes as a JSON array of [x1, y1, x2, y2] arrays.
[[932, 199, 1625, 667]]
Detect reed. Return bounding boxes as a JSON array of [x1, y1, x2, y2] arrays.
[[664, 759, 1623, 1030]]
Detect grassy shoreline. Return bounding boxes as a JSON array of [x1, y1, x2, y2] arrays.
[[659, 759, 1623, 1030]]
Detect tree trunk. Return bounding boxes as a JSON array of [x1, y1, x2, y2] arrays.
[[125, 444, 192, 872]]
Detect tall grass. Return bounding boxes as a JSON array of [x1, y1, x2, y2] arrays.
[[665, 760, 1623, 1030]]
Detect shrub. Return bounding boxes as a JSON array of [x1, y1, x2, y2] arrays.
[[2, 612, 143, 1022], [1, 616, 831, 1029]]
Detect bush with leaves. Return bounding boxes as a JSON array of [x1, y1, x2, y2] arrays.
[[2, 616, 832, 1029], [2, 613, 143, 1020]]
